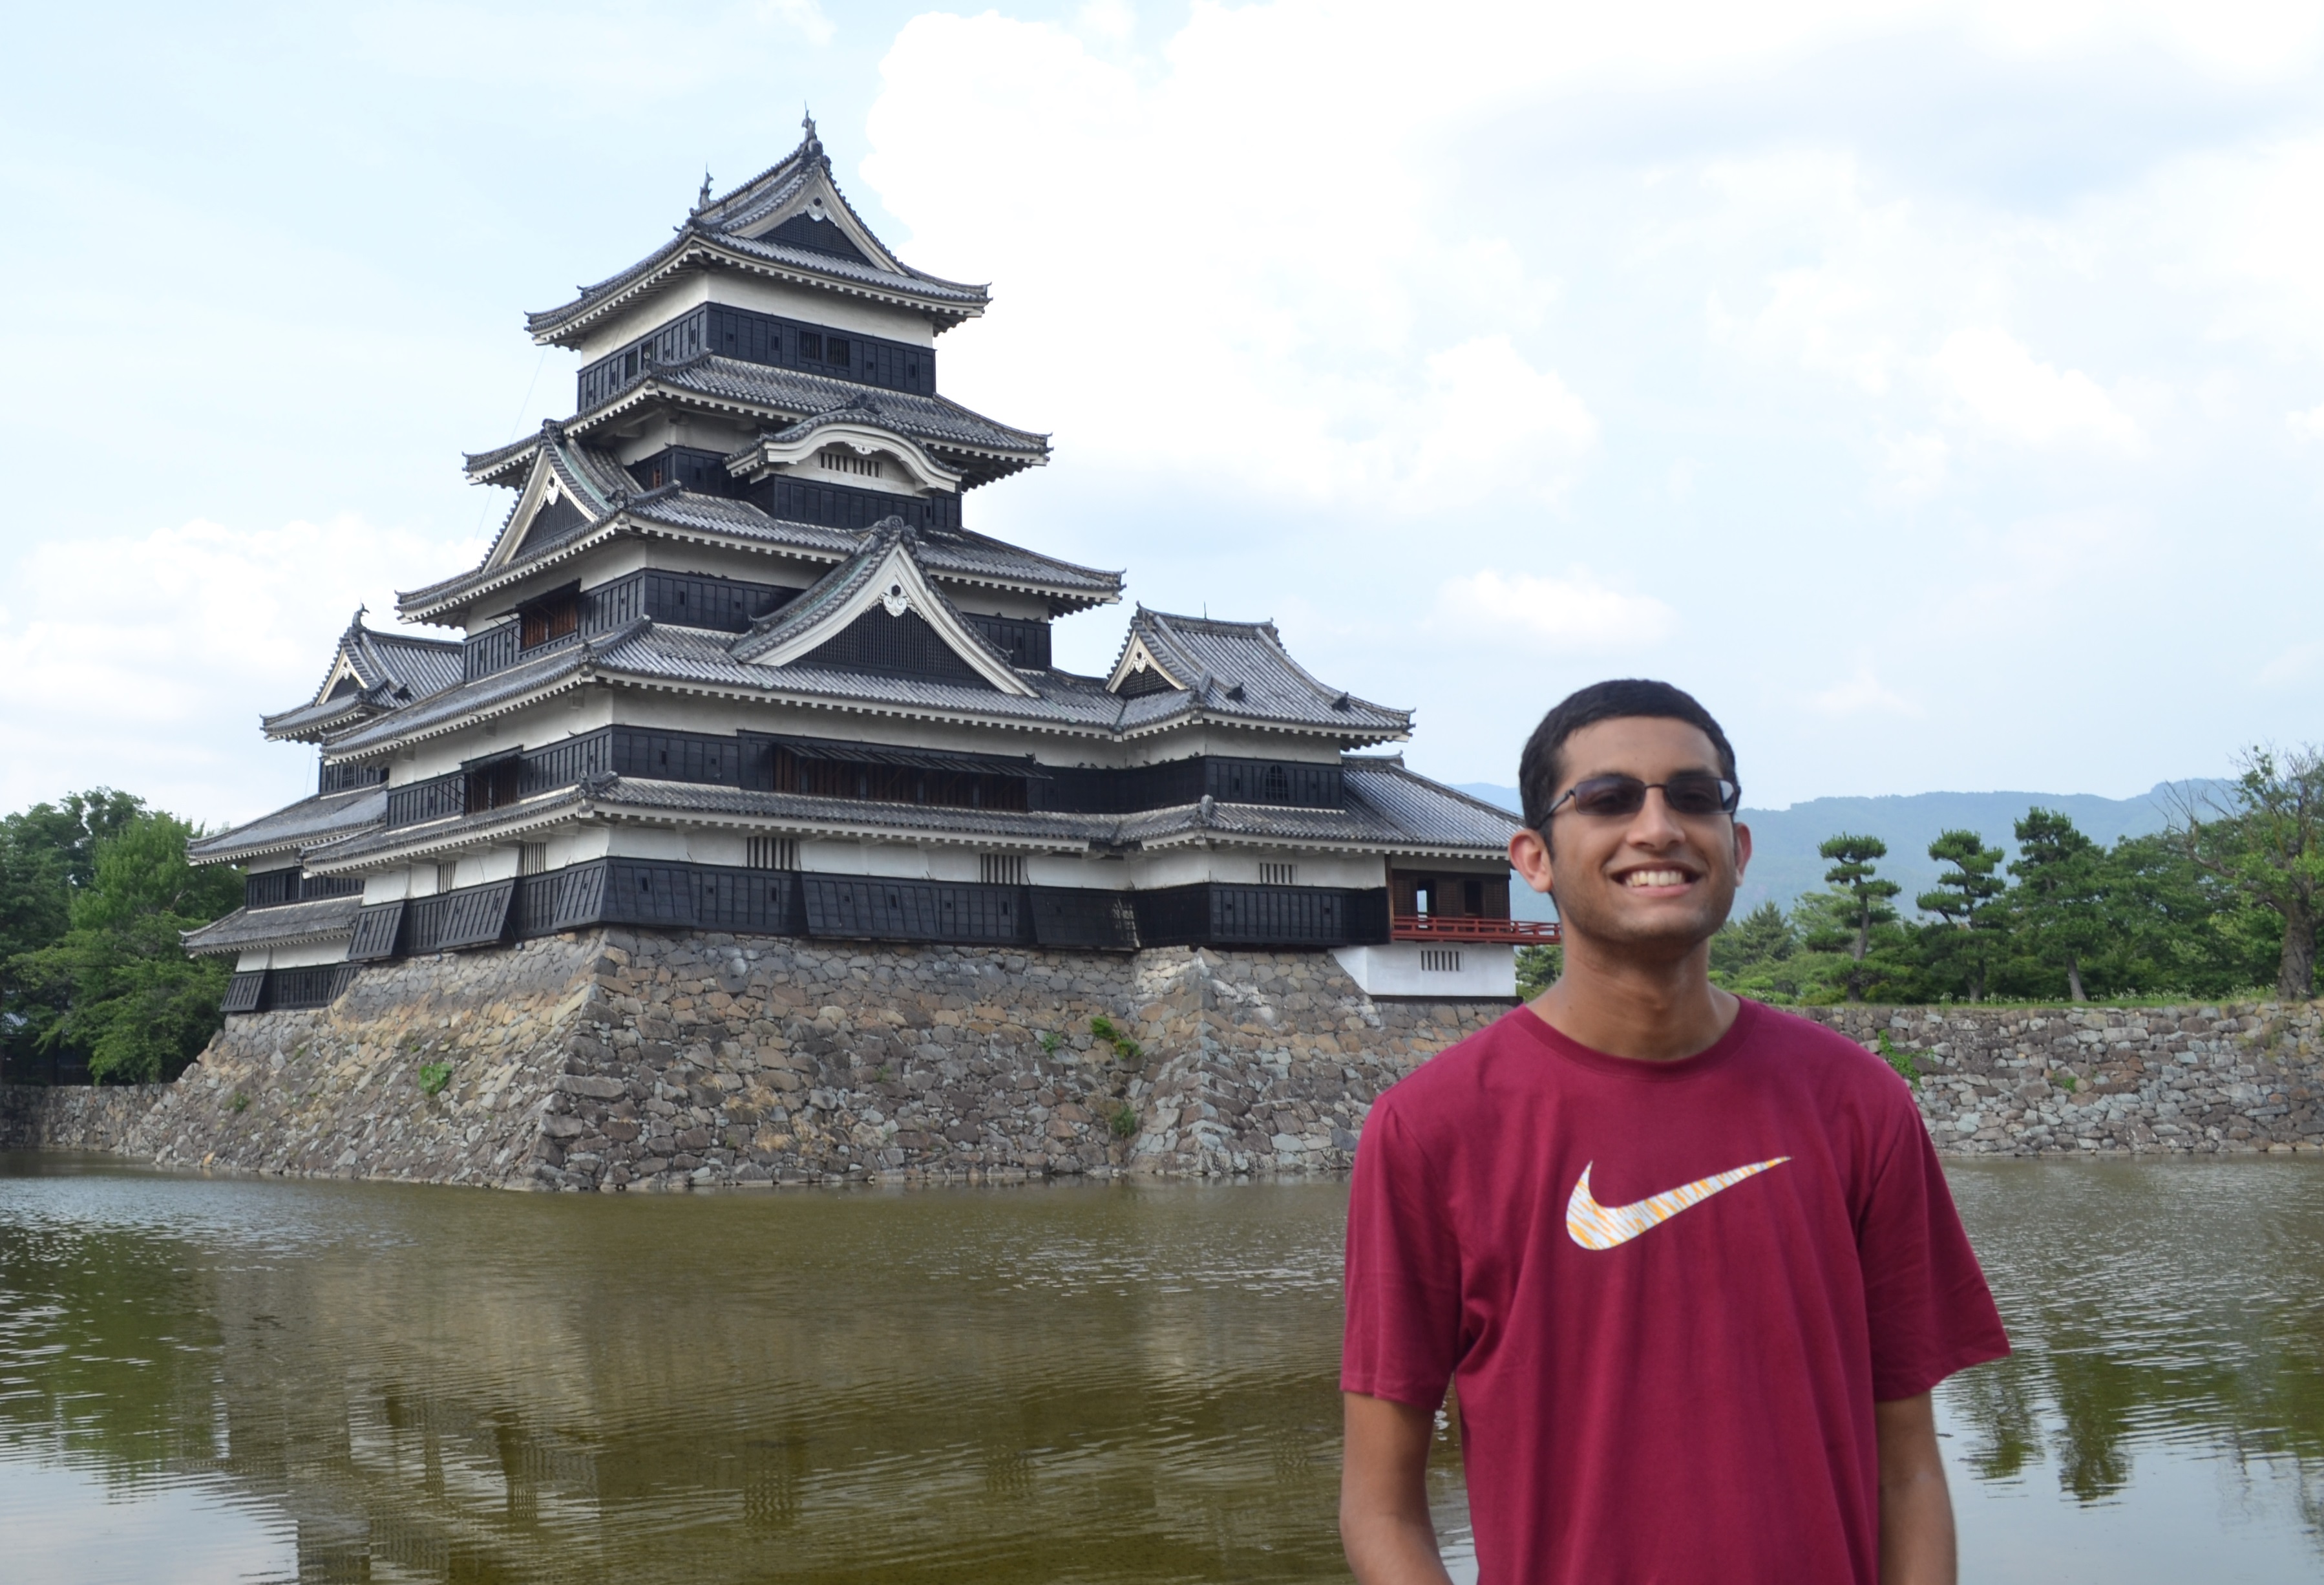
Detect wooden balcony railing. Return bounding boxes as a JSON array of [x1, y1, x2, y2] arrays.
[[1391, 915, 1561, 944]]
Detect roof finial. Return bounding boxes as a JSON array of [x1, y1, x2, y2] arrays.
[[695, 167, 712, 211]]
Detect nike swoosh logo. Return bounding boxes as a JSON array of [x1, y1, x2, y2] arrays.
[[1565, 1157, 1791, 1250]]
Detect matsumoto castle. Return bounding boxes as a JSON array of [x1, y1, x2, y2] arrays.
[[187, 122, 1542, 1005]]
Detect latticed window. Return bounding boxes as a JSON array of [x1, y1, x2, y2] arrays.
[[1259, 862, 1297, 886], [1419, 948, 1463, 973], [519, 842, 547, 877], [747, 836, 798, 871], [979, 853, 1027, 886], [436, 861, 460, 893]]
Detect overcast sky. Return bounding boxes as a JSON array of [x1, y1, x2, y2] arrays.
[[5, 0, 2323, 826]]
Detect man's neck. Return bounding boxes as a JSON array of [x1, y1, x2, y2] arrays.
[[1528, 937, 1740, 1063]]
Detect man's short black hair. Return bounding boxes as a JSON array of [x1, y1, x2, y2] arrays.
[[1518, 679, 1738, 831]]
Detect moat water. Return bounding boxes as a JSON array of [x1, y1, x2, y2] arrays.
[[0, 1154, 2317, 1583]]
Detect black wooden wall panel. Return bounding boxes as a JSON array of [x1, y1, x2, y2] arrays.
[[405, 882, 514, 953], [1034, 757, 1344, 815], [463, 622, 522, 681], [1029, 888, 1139, 951], [318, 760, 390, 795], [746, 476, 961, 535], [576, 303, 936, 412], [386, 773, 465, 828], [797, 606, 991, 686], [220, 972, 264, 1014], [613, 730, 744, 785], [695, 867, 806, 934], [348, 902, 406, 960], [1132, 884, 1388, 948], [964, 613, 1051, 671], [521, 730, 612, 794], [606, 862, 697, 927], [246, 869, 301, 910], [262, 965, 346, 1010], [802, 876, 1030, 944]]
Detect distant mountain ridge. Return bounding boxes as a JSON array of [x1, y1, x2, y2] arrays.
[[1454, 782, 2220, 919]]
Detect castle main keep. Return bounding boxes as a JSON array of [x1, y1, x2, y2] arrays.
[[174, 123, 1548, 1185]]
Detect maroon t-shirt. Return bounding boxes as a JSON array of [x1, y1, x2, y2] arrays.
[[1342, 999, 2008, 1584]]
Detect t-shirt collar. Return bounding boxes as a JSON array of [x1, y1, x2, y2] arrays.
[[1512, 996, 1762, 1083]]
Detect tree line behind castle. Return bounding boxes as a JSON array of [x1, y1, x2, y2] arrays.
[[1519, 746, 2322, 1007], [5, 747, 2319, 1085]]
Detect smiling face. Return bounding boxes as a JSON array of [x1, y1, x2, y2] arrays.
[[1511, 715, 1751, 962]]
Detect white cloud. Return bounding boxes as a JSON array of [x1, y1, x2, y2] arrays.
[[2287, 402, 2324, 440], [1928, 327, 2142, 451], [1810, 665, 1922, 718], [0, 517, 483, 822], [1429, 569, 1676, 653]]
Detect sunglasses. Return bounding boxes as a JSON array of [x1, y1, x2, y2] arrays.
[[1545, 772, 1742, 821]]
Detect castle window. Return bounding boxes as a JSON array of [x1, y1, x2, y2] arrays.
[[800, 331, 822, 359], [436, 861, 460, 893], [747, 836, 798, 871], [1419, 948, 1463, 974], [520, 589, 579, 649], [980, 853, 1027, 886], [519, 842, 547, 877], [1259, 862, 1298, 886], [828, 338, 850, 367], [819, 449, 885, 479]]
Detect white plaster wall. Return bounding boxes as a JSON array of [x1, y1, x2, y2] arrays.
[[606, 827, 690, 861], [1027, 853, 1130, 889], [1123, 849, 1388, 890], [574, 275, 715, 360], [235, 948, 269, 972], [363, 870, 410, 904], [704, 273, 936, 345], [1331, 943, 1516, 999], [267, 939, 354, 970], [764, 454, 928, 500], [246, 857, 299, 877], [685, 829, 748, 867]]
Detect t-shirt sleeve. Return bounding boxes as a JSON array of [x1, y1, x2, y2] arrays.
[[1857, 1094, 2012, 1400], [1341, 1098, 1464, 1409]]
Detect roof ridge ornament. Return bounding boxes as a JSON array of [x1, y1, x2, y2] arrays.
[[695, 168, 712, 213]]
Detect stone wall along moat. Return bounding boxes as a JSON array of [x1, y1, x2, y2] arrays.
[[4, 932, 2318, 1187]]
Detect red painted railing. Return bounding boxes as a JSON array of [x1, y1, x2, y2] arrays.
[[1391, 915, 1561, 944]]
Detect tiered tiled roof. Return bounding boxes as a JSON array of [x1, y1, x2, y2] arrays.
[[299, 756, 1518, 873], [260, 614, 463, 742], [524, 120, 989, 345], [187, 786, 388, 867], [357, 532, 1402, 757], [182, 896, 363, 957]]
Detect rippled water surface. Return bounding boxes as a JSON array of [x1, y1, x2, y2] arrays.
[[0, 1153, 2318, 1582]]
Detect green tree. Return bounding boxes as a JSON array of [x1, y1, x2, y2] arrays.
[[1, 790, 150, 1066], [1804, 835, 1901, 1002], [9, 808, 242, 1083], [1709, 901, 1806, 1001], [1515, 943, 1562, 999], [1917, 829, 2007, 1002], [2170, 747, 2324, 999], [2007, 809, 2106, 1003]]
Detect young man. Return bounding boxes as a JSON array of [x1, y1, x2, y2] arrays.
[[1340, 679, 2007, 1585]]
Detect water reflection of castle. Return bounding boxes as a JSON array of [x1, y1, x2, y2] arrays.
[[184, 119, 1537, 1006]]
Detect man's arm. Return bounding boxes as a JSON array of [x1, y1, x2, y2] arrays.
[[1877, 1392, 1956, 1585], [1341, 1392, 1455, 1585]]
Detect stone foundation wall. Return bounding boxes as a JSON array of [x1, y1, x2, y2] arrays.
[[3, 931, 1502, 1191], [1802, 1003, 2324, 1155], [0, 1081, 171, 1151], [8, 937, 2316, 1190]]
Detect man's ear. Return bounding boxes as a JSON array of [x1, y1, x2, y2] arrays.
[[1733, 820, 1752, 880], [1510, 827, 1554, 895]]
